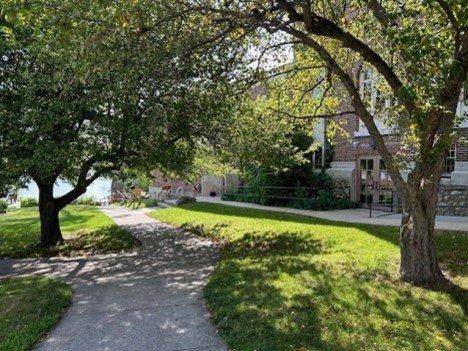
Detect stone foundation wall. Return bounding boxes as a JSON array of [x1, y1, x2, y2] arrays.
[[437, 185, 468, 216], [327, 172, 468, 216]]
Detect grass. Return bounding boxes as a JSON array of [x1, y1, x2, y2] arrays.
[[0, 206, 137, 258], [0, 277, 72, 351], [149, 202, 467, 351]]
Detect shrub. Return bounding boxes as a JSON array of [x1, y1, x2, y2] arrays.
[[20, 197, 38, 207], [0, 200, 7, 213], [222, 165, 358, 211], [311, 172, 334, 189], [222, 186, 358, 211], [175, 196, 196, 205], [221, 193, 234, 201], [74, 197, 100, 206], [142, 198, 158, 207]]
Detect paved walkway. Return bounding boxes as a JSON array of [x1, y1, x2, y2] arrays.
[[197, 197, 468, 232], [0, 207, 228, 351]]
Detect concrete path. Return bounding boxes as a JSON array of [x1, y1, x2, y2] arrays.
[[0, 207, 228, 351], [197, 196, 468, 232]]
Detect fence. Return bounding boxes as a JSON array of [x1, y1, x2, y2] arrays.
[[362, 188, 468, 217], [154, 187, 197, 201], [222, 185, 353, 210], [223, 185, 467, 216]]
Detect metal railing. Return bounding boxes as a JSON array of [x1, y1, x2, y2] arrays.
[[222, 185, 353, 209], [362, 188, 468, 217], [155, 187, 197, 201]]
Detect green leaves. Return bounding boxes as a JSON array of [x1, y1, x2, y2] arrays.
[[0, 0, 241, 192]]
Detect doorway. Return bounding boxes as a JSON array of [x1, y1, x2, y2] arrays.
[[358, 156, 394, 207]]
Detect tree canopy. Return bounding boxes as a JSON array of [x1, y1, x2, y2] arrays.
[[1, 0, 467, 285], [162, 0, 467, 286], [0, 0, 242, 245]]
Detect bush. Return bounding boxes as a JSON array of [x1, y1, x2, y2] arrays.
[[74, 197, 100, 206], [311, 172, 334, 189], [20, 197, 38, 208], [222, 185, 358, 211], [142, 198, 158, 207], [0, 200, 7, 213], [222, 164, 358, 211], [175, 196, 196, 205]]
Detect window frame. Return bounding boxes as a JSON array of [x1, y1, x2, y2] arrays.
[[357, 69, 393, 133], [442, 146, 456, 176], [456, 85, 467, 118]]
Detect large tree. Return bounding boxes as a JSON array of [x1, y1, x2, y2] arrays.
[[0, 0, 240, 247], [169, 0, 467, 287]]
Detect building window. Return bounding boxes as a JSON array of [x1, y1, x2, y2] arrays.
[[358, 68, 392, 131], [313, 147, 323, 169], [379, 159, 388, 181], [359, 158, 374, 203], [456, 82, 467, 118], [379, 159, 392, 189], [359, 69, 373, 131], [378, 161, 394, 204], [443, 148, 456, 175]]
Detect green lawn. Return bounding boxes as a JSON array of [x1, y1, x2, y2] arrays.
[[150, 203, 467, 351], [0, 206, 137, 258], [0, 277, 72, 351]]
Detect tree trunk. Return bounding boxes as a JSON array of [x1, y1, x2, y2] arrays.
[[38, 183, 63, 247], [399, 191, 448, 287]]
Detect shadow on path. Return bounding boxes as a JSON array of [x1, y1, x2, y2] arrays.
[[0, 207, 227, 351]]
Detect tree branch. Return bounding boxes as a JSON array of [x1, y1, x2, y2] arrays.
[[269, 108, 355, 120], [265, 4, 416, 113], [243, 63, 326, 93], [279, 26, 406, 191], [366, 0, 397, 27], [200, 1, 417, 116], [434, 0, 461, 52]]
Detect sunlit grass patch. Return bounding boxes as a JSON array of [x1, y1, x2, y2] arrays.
[[150, 202, 467, 351], [0, 277, 72, 351], [0, 206, 137, 258]]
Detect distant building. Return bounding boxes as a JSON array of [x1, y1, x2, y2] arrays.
[[148, 170, 240, 198], [320, 71, 467, 215], [150, 170, 198, 196]]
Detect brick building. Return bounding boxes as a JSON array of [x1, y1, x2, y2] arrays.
[[323, 71, 468, 213], [149, 171, 240, 198], [151, 170, 197, 193]]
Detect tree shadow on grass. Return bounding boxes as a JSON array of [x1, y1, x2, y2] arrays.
[[205, 235, 467, 351], [204, 235, 329, 351], [1, 225, 136, 259], [179, 203, 467, 283], [175, 203, 467, 350], [0, 206, 119, 258]]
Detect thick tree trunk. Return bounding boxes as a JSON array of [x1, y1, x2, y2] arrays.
[[38, 183, 63, 247], [399, 191, 448, 287]]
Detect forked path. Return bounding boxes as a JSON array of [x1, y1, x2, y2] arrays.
[[0, 207, 228, 351]]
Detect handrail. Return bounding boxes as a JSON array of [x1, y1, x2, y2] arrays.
[[222, 185, 352, 201], [226, 185, 350, 190]]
